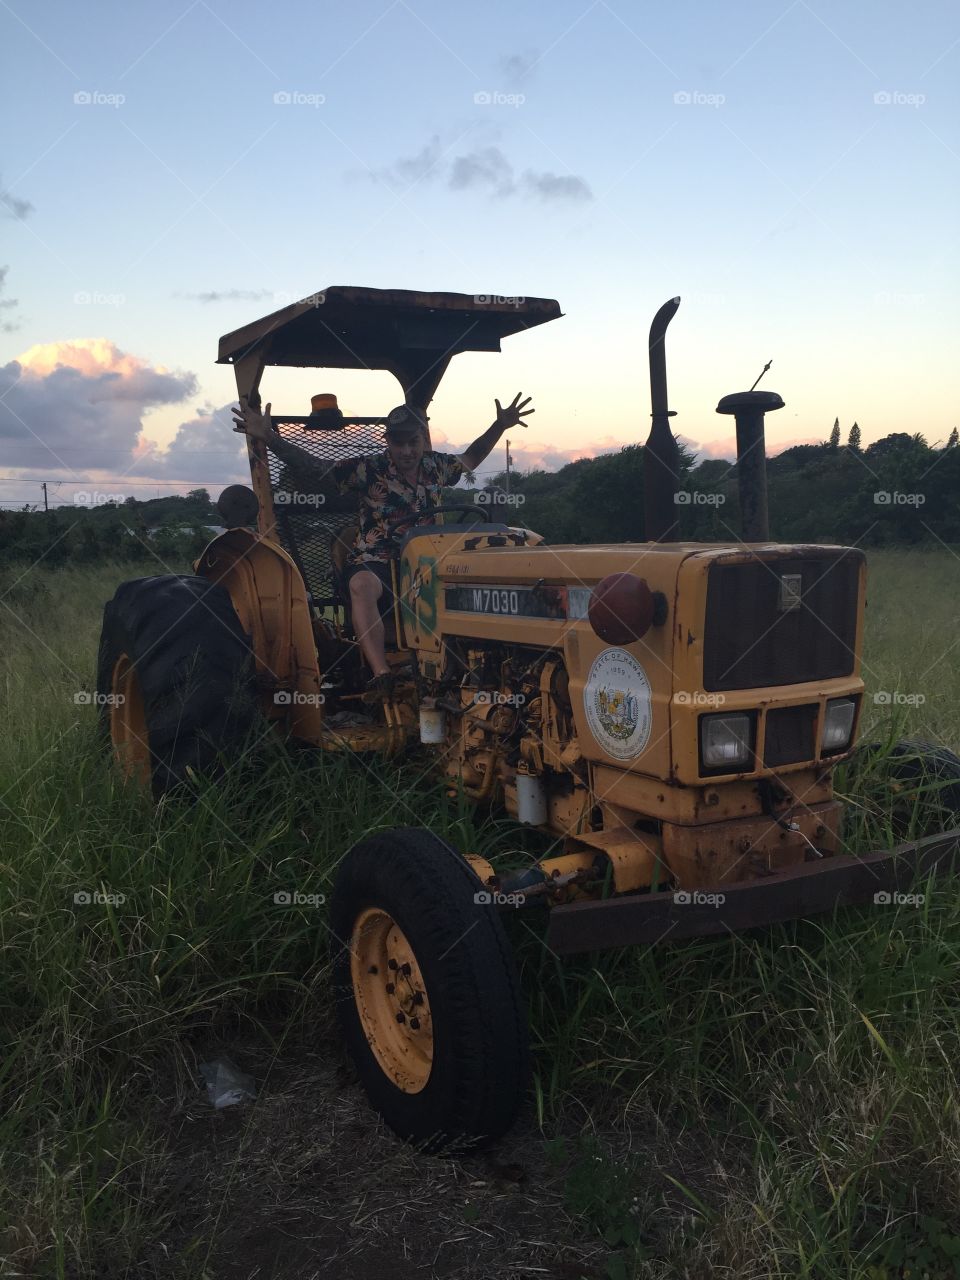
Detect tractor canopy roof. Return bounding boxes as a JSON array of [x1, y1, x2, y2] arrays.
[[217, 285, 562, 405]]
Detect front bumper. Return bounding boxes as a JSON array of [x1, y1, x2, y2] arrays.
[[544, 829, 960, 955]]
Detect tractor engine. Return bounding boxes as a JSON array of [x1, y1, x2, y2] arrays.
[[434, 642, 589, 831]]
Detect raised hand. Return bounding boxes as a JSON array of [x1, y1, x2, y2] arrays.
[[494, 392, 535, 432], [231, 400, 275, 443]]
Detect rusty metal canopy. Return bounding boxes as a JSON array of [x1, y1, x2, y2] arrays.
[[217, 285, 563, 406]]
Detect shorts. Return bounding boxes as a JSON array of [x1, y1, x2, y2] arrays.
[[343, 558, 396, 611]]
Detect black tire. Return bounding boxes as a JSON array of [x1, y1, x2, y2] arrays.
[[331, 827, 529, 1154], [888, 738, 960, 830], [96, 574, 256, 797]]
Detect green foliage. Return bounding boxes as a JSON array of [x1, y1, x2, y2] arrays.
[[463, 430, 960, 546], [0, 493, 222, 567], [2, 554, 960, 1277]]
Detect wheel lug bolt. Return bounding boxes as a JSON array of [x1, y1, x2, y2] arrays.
[[410, 1017, 420, 1030], [400, 962, 412, 976], [396, 1012, 406, 1023], [387, 959, 398, 970], [385, 982, 395, 994], [412, 992, 424, 1006]]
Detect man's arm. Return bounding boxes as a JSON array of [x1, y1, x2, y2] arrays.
[[459, 393, 534, 471], [232, 401, 345, 496]]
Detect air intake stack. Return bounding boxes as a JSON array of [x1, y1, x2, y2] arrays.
[[715, 390, 784, 542]]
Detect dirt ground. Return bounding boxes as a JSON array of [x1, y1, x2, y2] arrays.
[[143, 1029, 718, 1280], [150, 1039, 599, 1280]]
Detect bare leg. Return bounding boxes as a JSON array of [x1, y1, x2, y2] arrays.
[[349, 570, 389, 676]]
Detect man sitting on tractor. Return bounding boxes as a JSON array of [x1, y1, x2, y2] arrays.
[[232, 392, 534, 695]]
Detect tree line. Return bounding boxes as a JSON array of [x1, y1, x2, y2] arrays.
[[1, 427, 958, 568]]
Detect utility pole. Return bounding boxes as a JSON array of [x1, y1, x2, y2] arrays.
[[41, 481, 49, 513], [505, 438, 512, 498]]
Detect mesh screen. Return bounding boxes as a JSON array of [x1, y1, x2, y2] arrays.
[[269, 416, 386, 606]]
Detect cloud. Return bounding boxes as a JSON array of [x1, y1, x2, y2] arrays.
[[449, 146, 515, 196], [373, 138, 592, 203], [0, 265, 20, 333], [388, 135, 445, 188], [499, 51, 539, 84], [140, 404, 249, 481], [448, 434, 628, 474], [677, 433, 823, 462], [676, 433, 736, 461], [521, 171, 592, 202], [0, 175, 33, 220], [177, 289, 273, 304], [0, 339, 197, 471]]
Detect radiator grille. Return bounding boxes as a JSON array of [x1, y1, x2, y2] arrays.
[[268, 416, 386, 605], [763, 703, 819, 767], [703, 552, 862, 692]]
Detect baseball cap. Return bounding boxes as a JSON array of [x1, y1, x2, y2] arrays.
[[385, 404, 428, 438]]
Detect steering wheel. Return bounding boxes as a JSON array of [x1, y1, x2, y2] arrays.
[[387, 505, 492, 539]]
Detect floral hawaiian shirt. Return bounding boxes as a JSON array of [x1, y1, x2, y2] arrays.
[[271, 438, 465, 564]]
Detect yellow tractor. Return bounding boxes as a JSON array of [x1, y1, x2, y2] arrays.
[[96, 287, 960, 1152]]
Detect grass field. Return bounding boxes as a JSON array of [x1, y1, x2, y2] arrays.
[[2, 550, 960, 1279]]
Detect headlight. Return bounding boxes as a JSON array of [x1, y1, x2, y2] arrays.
[[700, 713, 753, 770], [821, 697, 856, 752]]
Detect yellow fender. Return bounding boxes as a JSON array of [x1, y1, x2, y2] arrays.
[[194, 528, 324, 744]]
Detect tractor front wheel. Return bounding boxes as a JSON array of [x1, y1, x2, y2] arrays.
[[331, 827, 529, 1153]]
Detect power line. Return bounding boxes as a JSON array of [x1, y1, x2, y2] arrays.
[[0, 476, 234, 486]]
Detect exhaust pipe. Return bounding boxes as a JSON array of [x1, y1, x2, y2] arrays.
[[715, 390, 784, 541], [643, 297, 681, 541]]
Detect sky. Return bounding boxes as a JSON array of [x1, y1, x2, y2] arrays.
[[1, 0, 958, 509]]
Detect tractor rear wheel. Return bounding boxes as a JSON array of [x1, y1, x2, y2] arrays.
[[888, 738, 960, 833], [331, 827, 529, 1153], [96, 574, 256, 797]]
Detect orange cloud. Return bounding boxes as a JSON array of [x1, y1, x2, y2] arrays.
[[15, 337, 168, 380]]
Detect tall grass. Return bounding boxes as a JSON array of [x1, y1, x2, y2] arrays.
[[1, 551, 959, 1278]]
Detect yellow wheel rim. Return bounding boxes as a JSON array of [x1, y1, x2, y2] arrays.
[[110, 654, 151, 790], [350, 907, 434, 1093]]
